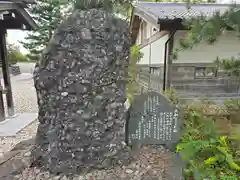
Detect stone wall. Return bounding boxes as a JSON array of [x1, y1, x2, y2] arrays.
[[0, 65, 21, 77], [138, 63, 240, 96], [10, 65, 21, 76]]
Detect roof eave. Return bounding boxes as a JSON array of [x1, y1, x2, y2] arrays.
[[0, 2, 37, 30], [0, 2, 15, 11], [158, 18, 188, 31], [130, 6, 142, 44], [7, 0, 36, 8], [133, 6, 159, 27], [13, 4, 37, 30], [129, 5, 135, 32]]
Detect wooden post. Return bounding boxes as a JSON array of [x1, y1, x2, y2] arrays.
[[0, 30, 14, 116], [0, 84, 5, 121]]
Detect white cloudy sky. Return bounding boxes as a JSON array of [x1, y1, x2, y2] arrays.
[[6, 3, 72, 55], [7, 30, 28, 54]]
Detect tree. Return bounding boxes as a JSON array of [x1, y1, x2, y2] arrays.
[[20, 0, 68, 61], [173, 5, 240, 73], [126, 45, 143, 103], [164, 4, 240, 179], [7, 43, 28, 65]]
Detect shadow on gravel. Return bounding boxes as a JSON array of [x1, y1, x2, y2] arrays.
[[0, 138, 35, 180]]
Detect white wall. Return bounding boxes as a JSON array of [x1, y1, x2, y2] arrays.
[[138, 34, 169, 65], [136, 20, 158, 45], [174, 31, 240, 64], [136, 20, 240, 65], [136, 20, 168, 65], [216, 0, 240, 3], [138, 44, 150, 64]]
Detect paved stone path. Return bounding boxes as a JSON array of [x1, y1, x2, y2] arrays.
[[5, 74, 38, 114], [0, 74, 38, 157]]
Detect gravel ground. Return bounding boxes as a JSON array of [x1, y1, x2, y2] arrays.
[[0, 74, 39, 157], [0, 121, 38, 158], [0, 74, 183, 180], [12, 146, 176, 180], [6, 74, 38, 114]]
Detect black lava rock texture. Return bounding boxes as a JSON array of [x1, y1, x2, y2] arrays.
[[31, 8, 132, 175]]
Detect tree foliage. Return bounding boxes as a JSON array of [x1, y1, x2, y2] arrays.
[[7, 43, 28, 65], [20, 0, 68, 61], [165, 90, 240, 179], [177, 109, 240, 179], [215, 56, 240, 77], [174, 5, 240, 74], [126, 45, 143, 103], [73, 0, 134, 11], [163, 4, 240, 179]]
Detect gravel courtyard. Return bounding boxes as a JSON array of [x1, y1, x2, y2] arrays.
[[0, 73, 182, 180], [0, 74, 39, 157]]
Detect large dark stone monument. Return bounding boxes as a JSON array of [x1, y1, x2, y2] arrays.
[[31, 8, 132, 174], [126, 91, 183, 148]]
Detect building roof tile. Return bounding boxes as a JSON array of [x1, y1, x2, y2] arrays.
[[134, 2, 240, 20]]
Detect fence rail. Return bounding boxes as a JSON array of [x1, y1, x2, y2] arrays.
[[138, 72, 240, 99]]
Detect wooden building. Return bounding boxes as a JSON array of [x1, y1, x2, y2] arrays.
[[0, 0, 37, 121]]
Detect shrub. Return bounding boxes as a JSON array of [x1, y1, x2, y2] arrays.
[[126, 45, 143, 103], [7, 43, 28, 65], [9, 51, 28, 65], [166, 88, 240, 179], [177, 109, 240, 179], [163, 88, 180, 105]]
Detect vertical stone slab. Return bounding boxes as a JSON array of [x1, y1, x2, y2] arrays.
[[126, 91, 184, 179], [31, 9, 132, 174], [127, 91, 183, 147]]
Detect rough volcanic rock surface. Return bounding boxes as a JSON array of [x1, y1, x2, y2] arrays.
[[32, 9, 132, 174]]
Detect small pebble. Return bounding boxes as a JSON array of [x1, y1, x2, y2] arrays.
[[146, 165, 152, 170], [125, 169, 133, 174], [61, 92, 68, 96]]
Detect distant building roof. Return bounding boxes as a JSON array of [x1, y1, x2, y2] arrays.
[[9, 0, 36, 4], [130, 2, 239, 43], [11, 0, 35, 3], [133, 2, 239, 21]]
